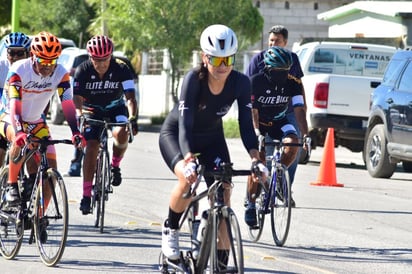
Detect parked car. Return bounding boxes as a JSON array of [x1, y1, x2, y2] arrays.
[[294, 42, 396, 158], [49, 47, 140, 125], [364, 48, 412, 178], [0, 35, 76, 61]]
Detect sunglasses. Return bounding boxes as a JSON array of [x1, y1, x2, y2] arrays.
[[35, 56, 58, 66], [207, 55, 235, 67], [7, 49, 26, 57]]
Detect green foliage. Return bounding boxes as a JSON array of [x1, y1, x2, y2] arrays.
[[151, 114, 167, 125], [0, 0, 263, 105], [17, 0, 94, 46], [223, 118, 240, 139], [0, 0, 12, 32], [88, 0, 263, 102]]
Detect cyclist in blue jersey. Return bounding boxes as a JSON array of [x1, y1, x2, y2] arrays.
[[244, 46, 310, 227], [245, 25, 307, 212], [73, 35, 138, 215], [159, 24, 268, 262], [0, 32, 31, 167]]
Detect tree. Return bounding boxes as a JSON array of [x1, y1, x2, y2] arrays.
[[18, 0, 94, 47], [88, 0, 263, 102], [0, 0, 12, 34]]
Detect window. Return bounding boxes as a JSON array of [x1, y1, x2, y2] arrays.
[[309, 48, 393, 76], [398, 61, 412, 92], [382, 59, 404, 86]]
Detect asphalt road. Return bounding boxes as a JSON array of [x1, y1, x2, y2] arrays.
[[0, 123, 411, 273]]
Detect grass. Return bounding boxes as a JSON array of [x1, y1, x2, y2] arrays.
[[223, 118, 240, 138], [150, 115, 240, 138]]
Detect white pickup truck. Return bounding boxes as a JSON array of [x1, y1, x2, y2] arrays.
[[294, 41, 397, 154]]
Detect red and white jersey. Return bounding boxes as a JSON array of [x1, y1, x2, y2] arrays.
[[6, 58, 72, 122]]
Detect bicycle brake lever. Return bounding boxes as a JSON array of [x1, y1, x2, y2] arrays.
[[182, 165, 204, 199]]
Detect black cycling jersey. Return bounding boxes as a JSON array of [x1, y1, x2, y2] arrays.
[[251, 71, 303, 123], [73, 58, 135, 113], [159, 68, 257, 173]]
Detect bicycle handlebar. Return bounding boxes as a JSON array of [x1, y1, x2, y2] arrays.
[[82, 117, 134, 143], [183, 162, 252, 199], [13, 135, 74, 163]]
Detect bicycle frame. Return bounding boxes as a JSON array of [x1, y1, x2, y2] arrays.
[[0, 135, 72, 266], [82, 117, 132, 233], [247, 135, 306, 246], [161, 162, 248, 274]]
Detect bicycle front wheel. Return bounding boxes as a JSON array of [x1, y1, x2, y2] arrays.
[[247, 191, 265, 242], [210, 207, 244, 274], [34, 168, 68, 266], [0, 166, 23, 260], [95, 150, 110, 233], [270, 166, 292, 247]]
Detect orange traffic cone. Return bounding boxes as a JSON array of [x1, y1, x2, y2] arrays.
[[310, 128, 344, 187]]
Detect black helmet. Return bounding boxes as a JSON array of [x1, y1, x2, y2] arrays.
[[264, 46, 292, 70]]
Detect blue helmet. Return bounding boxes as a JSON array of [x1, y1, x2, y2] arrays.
[[4, 32, 31, 50], [264, 46, 292, 70]]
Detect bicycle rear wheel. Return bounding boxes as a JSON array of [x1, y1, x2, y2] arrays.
[[0, 166, 23, 260], [210, 207, 244, 274], [34, 168, 68, 266], [270, 166, 292, 247], [247, 191, 265, 242]]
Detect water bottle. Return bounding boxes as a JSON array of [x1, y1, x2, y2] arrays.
[[192, 210, 208, 259]]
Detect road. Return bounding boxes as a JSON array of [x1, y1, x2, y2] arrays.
[[1, 123, 411, 273]]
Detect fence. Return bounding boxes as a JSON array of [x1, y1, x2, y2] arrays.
[[138, 49, 260, 120]]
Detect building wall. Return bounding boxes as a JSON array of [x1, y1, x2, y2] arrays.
[[254, 0, 350, 50]]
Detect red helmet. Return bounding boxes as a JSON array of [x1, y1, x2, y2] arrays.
[[30, 31, 62, 59], [87, 35, 113, 58]]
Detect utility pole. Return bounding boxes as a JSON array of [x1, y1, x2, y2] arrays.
[[11, 0, 20, 32]]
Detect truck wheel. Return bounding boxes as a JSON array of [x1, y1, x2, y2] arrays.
[[365, 124, 396, 178], [50, 94, 65, 125]]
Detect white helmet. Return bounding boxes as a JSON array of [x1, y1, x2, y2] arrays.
[[200, 24, 238, 57]]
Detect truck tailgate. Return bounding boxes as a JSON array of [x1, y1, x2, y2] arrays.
[[327, 75, 380, 118]]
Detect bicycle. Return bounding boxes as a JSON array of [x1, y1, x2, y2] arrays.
[[0, 135, 75, 266], [81, 117, 133, 233], [246, 135, 309, 246], [159, 162, 259, 274]]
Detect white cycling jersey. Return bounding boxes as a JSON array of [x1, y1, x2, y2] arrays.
[[5, 58, 72, 122]]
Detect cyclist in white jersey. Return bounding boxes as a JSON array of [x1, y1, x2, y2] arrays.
[[0, 32, 31, 167], [1, 31, 85, 206]]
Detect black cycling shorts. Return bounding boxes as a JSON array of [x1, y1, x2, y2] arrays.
[[159, 126, 231, 187], [82, 105, 128, 141]]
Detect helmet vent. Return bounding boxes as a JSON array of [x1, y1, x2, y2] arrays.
[[219, 39, 225, 50], [208, 37, 214, 48]]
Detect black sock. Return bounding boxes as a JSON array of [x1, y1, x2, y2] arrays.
[[168, 208, 183, 229]]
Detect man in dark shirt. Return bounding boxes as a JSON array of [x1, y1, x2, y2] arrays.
[[74, 35, 138, 215]]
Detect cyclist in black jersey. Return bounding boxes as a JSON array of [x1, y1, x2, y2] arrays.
[[159, 24, 268, 262], [244, 46, 310, 227], [246, 25, 307, 210], [73, 35, 138, 215]]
